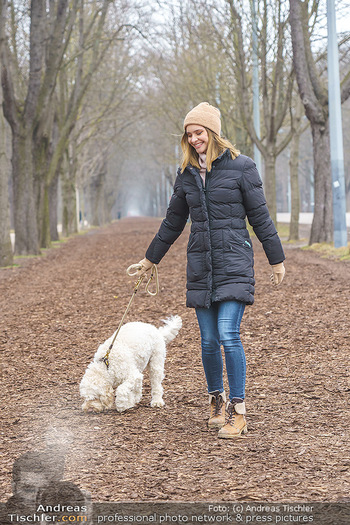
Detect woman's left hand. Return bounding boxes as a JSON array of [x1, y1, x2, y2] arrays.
[[270, 262, 285, 285]]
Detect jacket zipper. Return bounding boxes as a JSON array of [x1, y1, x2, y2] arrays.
[[203, 168, 214, 304], [203, 170, 209, 209], [230, 239, 252, 249]]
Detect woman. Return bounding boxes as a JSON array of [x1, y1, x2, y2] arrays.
[[131, 102, 285, 439]]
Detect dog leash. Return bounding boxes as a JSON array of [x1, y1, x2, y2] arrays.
[[100, 264, 159, 369]]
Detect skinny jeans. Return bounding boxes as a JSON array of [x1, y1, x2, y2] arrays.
[[195, 300, 246, 400]]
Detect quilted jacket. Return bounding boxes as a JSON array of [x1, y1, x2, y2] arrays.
[[146, 149, 285, 308]]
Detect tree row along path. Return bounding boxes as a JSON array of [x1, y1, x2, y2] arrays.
[[1, 217, 349, 502]]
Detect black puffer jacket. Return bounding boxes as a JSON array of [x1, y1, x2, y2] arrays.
[[146, 149, 285, 308]]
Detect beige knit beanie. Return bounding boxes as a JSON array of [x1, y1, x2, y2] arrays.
[[184, 102, 221, 136]]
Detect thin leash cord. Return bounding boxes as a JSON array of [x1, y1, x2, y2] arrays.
[[101, 264, 159, 368]]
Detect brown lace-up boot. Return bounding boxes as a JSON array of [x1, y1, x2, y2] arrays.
[[218, 399, 248, 438], [208, 391, 226, 429]]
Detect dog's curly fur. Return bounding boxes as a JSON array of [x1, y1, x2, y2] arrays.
[[80, 316, 182, 412]]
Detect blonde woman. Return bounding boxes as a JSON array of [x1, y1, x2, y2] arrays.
[[131, 102, 285, 438]]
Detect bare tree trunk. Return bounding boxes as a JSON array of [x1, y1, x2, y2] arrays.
[[62, 179, 77, 238], [33, 142, 51, 249], [264, 147, 277, 225], [289, 130, 301, 241], [90, 171, 106, 226], [49, 170, 60, 241], [0, 4, 13, 266], [0, 172, 12, 266], [11, 129, 40, 255], [62, 154, 77, 237], [288, 98, 305, 241], [309, 122, 333, 243], [48, 115, 60, 241], [0, 90, 13, 266], [289, 0, 349, 244]]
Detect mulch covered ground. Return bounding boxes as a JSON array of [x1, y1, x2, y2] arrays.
[[1, 217, 350, 503]]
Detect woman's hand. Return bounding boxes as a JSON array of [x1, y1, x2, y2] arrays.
[[270, 262, 285, 285], [127, 258, 154, 278]]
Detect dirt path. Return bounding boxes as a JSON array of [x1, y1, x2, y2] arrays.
[[1, 217, 349, 503]]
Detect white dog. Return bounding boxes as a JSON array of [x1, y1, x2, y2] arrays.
[[80, 315, 182, 413]]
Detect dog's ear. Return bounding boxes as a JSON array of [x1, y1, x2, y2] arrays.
[[100, 384, 114, 409]]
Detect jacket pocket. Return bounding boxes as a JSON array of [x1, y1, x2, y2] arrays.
[[187, 232, 207, 282], [187, 251, 206, 282], [223, 230, 254, 277]]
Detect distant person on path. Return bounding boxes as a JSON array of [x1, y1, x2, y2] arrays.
[[131, 102, 285, 438]]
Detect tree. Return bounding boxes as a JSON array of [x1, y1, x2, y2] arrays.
[[0, 1, 12, 267], [41, 0, 123, 242], [204, 0, 295, 225], [63, 29, 144, 232], [289, 0, 350, 244], [0, 82, 12, 266], [142, 1, 251, 195], [288, 96, 305, 240], [0, 0, 79, 254], [1, 0, 139, 253]]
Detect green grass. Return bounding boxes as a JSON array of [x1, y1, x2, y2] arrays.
[[302, 242, 350, 261], [1, 263, 20, 269], [14, 254, 42, 259], [248, 221, 350, 262], [247, 221, 307, 243], [247, 221, 289, 238], [52, 239, 67, 245], [275, 223, 290, 238], [2, 227, 95, 270]]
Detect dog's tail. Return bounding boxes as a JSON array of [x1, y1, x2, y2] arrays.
[[158, 315, 182, 344]]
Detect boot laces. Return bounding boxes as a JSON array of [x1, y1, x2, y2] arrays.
[[227, 402, 234, 419], [214, 395, 224, 416], [226, 401, 238, 425]]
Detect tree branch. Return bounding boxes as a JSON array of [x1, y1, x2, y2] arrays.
[[341, 68, 350, 103], [24, 0, 45, 124], [289, 0, 326, 124]]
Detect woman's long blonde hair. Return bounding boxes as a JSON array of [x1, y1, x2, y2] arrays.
[[180, 128, 240, 173]]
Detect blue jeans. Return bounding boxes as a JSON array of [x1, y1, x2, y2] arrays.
[[195, 300, 246, 400]]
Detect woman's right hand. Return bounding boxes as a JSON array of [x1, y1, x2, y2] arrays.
[[127, 258, 154, 278], [270, 262, 285, 285]]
